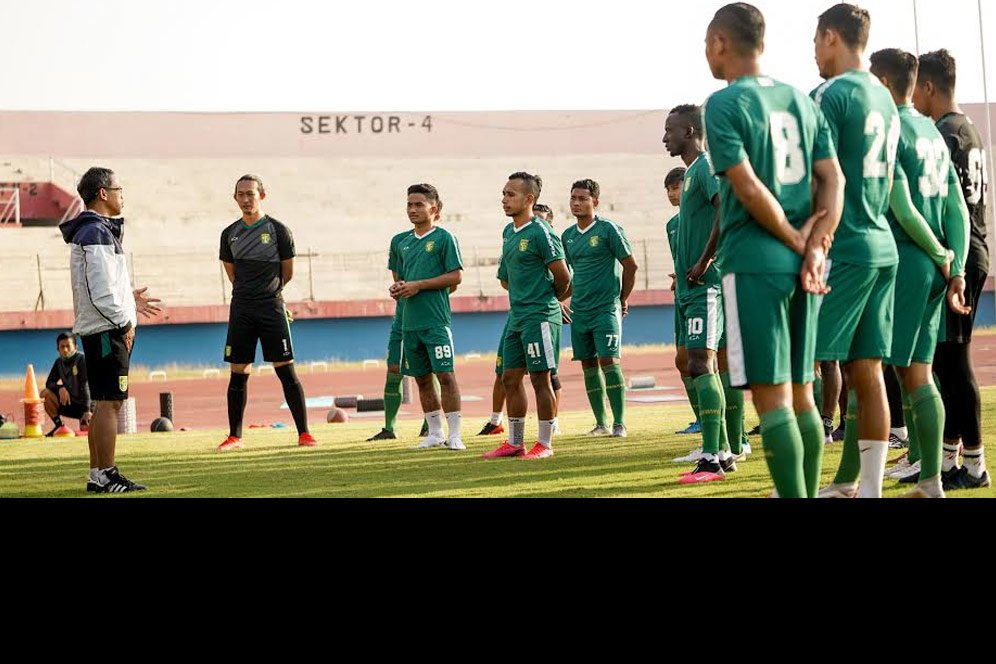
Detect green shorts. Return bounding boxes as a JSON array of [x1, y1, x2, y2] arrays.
[[674, 300, 687, 347], [401, 326, 455, 377], [679, 286, 723, 351], [722, 272, 817, 387], [816, 261, 896, 362], [886, 247, 946, 367], [386, 324, 403, 367], [502, 320, 561, 373], [570, 309, 622, 361]]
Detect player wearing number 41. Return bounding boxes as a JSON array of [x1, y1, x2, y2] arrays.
[[560, 179, 638, 438], [390, 184, 466, 451], [867, 48, 971, 498], [703, 3, 844, 498], [810, 4, 902, 499], [483, 172, 572, 460]]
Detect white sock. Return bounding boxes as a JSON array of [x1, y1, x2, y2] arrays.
[[426, 410, 444, 437], [538, 419, 553, 447], [891, 426, 908, 441], [551, 417, 559, 430], [856, 439, 888, 498], [509, 417, 525, 447], [702, 452, 718, 463], [719, 449, 733, 462], [89, 468, 103, 483], [490, 412, 503, 426], [445, 411, 461, 439], [964, 447, 986, 478], [942, 444, 961, 472]]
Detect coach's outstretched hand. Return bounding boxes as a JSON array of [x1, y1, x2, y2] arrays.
[[134, 287, 163, 318], [947, 276, 972, 316]]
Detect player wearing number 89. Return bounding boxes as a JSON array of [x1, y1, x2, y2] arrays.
[[811, 4, 901, 498], [869, 48, 971, 497], [392, 184, 466, 450], [561, 179, 638, 438], [703, 3, 844, 497]]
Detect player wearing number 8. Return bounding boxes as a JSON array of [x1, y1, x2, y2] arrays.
[[811, 4, 901, 499], [703, 3, 844, 497], [392, 184, 466, 450], [560, 179, 638, 438]]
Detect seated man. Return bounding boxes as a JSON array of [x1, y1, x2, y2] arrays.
[[41, 332, 92, 435]]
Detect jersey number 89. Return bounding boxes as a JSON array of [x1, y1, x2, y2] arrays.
[[434, 345, 452, 360]]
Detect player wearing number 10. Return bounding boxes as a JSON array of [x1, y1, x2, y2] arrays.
[[703, 3, 844, 498], [392, 184, 466, 451], [811, 3, 901, 498]]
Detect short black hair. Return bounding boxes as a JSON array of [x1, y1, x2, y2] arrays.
[[77, 167, 115, 205], [668, 104, 703, 135], [918, 49, 956, 96], [817, 3, 870, 50], [56, 331, 75, 345], [665, 167, 687, 187], [508, 172, 542, 199], [870, 48, 918, 97], [533, 203, 553, 219], [571, 179, 600, 199], [709, 3, 765, 55], [235, 174, 265, 195], [407, 183, 442, 213]]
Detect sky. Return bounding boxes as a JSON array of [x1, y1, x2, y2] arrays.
[[1, 0, 994, 112]]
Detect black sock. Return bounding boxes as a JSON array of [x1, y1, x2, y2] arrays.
[[53, 415, 63, 428], [953, 342, 982, 448], [275, 364, 309, 435], [884, 365, 905, 429], [935, 342, 962, 442], [227, 372, 249, 438]]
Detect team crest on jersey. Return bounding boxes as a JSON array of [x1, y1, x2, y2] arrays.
[[684, 178, 692, 192], [589, 236, 600, 247], [260, 233, 271, 244], [118, 376, 128, 392], [72, 365, 78, 376], [426, 241, 435, 253], [225, 345, 232, 357], [519, 239, 529, 252]]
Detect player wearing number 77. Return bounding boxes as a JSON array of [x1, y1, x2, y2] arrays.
[[703, 3, 844, 498], [810, 3, 901, 499], [391, 184, 466, 450]]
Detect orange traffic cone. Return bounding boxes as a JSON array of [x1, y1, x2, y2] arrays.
[[21, 364, 44, 438]]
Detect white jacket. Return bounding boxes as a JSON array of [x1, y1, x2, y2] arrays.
[[60, 210, 137, 337]]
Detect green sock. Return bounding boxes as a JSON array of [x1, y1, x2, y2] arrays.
[[583, 366, 608, 427], [602, 363, 626, 427], [904, 390, 921, 464], [910, 383, 944, 480], [760, 406, 807, 498], [682, 376, 701, 422], [833, 390, 860, 484], [383, 372, 403, 432], [693, 373, 725, 455], [796, 406, 824, 498], [721, 372, 743, 455]]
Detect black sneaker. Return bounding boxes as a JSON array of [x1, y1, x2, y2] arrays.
[[45, 425, 59, 438], [86, 479, 101, 492], [419, 420, 429, 437], [888, 433, 909, 449], [366, 428, 397, 441], [943, 466, 992, 491], [720, 455, 738, 473], [941, 465, 962, 486], [99, 466, 147, 493], [678, 457, 726, 483], [748, 424, 761, 436], [477, 422, 505, 436], [898, 470, 920, 484], [822, 417, 834, 438]]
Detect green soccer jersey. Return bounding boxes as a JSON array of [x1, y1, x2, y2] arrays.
[[704, 74, 836, 274], [666, 212, 680, 278], [889, 104, 959, 246], [676, 152, 721, 297], [398, 226, 463, 331], [496, 216, 566, 330], [811, 69, 900, 266], [561, 216, 633, 315], [388, 230, 410, 331]]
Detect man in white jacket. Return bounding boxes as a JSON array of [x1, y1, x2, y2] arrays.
[[60, 167, 161, 493]]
